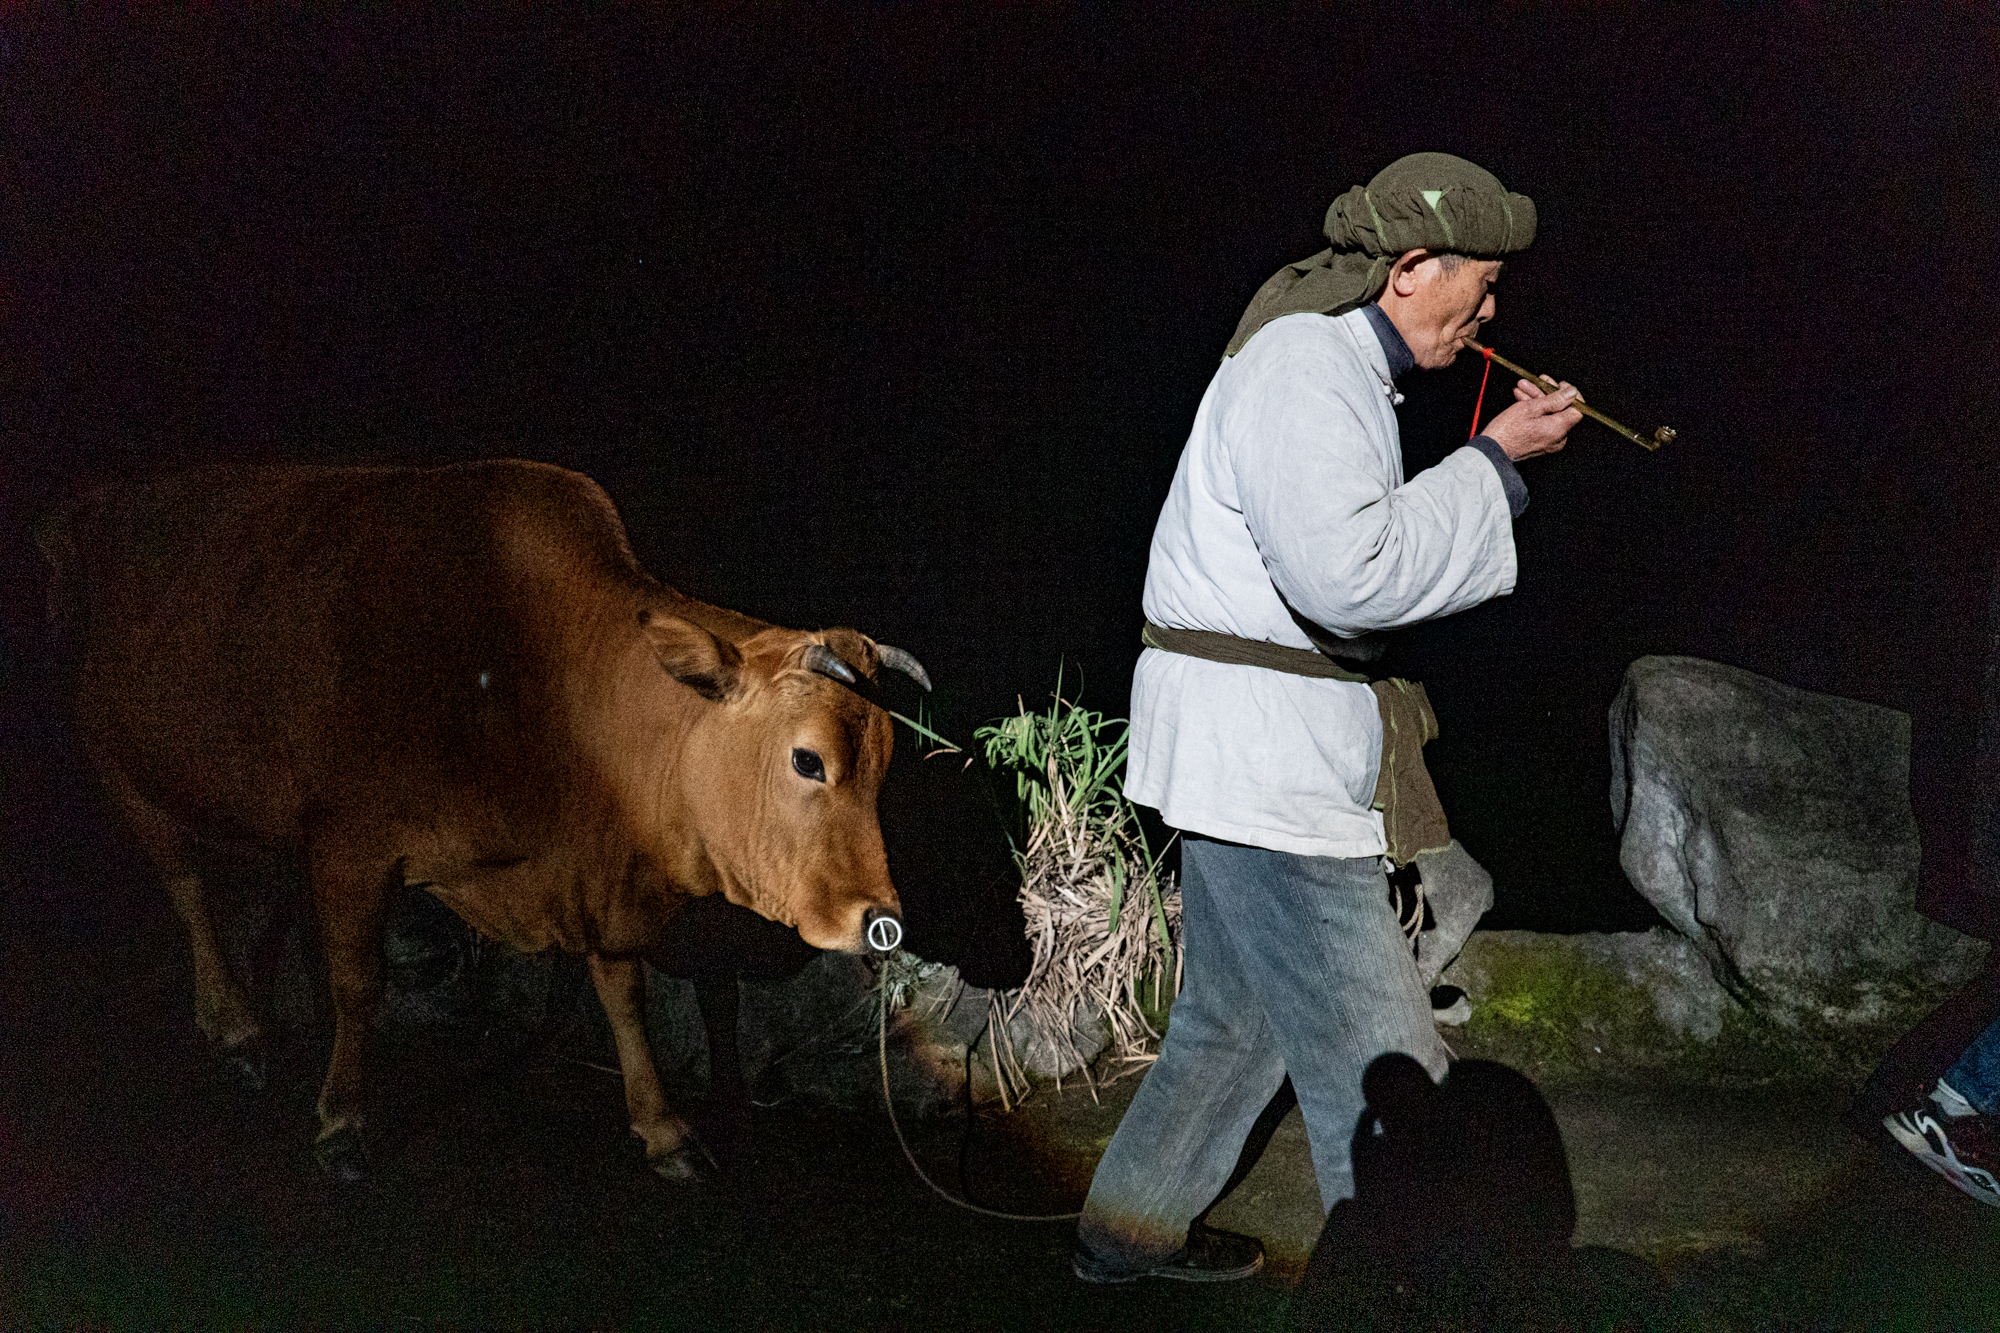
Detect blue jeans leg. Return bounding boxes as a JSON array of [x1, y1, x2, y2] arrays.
[[1074, 837, 1448, 1272], [1943, 1013, 2000, 1115]]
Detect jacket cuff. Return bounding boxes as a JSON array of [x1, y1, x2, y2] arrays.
[[1469, 435, 1528, 517]]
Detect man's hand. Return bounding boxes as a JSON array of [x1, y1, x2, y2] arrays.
[[1483, 378, 1583, 461]]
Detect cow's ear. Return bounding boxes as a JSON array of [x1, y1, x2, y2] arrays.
[[639, 609, 743, 702]]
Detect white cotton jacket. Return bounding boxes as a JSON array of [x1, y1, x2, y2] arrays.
[[1126, 308, 1518, 858]]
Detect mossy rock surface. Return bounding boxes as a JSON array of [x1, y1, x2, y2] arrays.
[[1442, 929, 1952, 1088]]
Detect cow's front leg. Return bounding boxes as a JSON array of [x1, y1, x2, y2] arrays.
[[588, 953, 715, 1182], [310, 843, 396, 1181]]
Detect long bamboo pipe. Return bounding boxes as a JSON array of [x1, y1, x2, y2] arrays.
[[1464, 338, 1674, 452]]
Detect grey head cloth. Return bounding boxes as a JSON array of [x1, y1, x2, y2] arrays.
[[1223, 152, 1537, 358]]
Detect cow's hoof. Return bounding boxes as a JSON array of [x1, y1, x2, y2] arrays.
[[219, 1036, 268, 1093], [647, 1134, 719, 1184], [315, 1125, 369, 1182]]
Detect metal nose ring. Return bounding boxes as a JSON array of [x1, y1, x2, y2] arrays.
[[866, 913, 903, 953]]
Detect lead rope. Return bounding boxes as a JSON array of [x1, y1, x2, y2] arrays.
[[878, 973, 1081, 1222], [1398, 873, 1427, 945]]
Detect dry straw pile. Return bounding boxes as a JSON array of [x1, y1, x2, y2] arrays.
[[971, 689, 1181, 1100]]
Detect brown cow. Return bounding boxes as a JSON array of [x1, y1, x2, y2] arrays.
[[37, 459, 926, 1180]]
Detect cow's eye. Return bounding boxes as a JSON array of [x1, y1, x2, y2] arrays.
[[792, 747, 826, 783]]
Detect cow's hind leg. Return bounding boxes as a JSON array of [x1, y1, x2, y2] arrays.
[[589, 953, 716, 1183], [98, 768, 267, 1089], [165, 871, 270, 1091], [308, 840, 397, 1181]]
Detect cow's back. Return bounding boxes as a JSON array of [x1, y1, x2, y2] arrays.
[[50, 461, 649, 855]]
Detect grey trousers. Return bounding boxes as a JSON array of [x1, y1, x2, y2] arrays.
[[1075, 836, 1448, 1272]]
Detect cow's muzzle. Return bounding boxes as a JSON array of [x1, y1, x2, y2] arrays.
[[863, 907, 904, 954]]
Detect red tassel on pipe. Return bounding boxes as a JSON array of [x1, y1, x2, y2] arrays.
[[1468, 345, 1494, 439]]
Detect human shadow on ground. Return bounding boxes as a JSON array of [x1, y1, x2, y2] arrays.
[[1286, 1053, 1694, 1333]]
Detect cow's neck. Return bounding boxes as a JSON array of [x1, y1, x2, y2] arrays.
[[587, 627, 723, 909]]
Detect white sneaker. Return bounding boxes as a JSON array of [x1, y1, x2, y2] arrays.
[[1884, 1107, 2000, 1208]]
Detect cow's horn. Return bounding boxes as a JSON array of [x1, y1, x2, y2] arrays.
[[874, 644, 932, 692], [803, 644, 858, 685]]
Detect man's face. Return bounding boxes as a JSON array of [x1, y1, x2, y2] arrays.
[[1405, 256, 1502, 369]]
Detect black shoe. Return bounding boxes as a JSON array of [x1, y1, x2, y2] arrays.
[[1073, 1225, 1265, 1284]]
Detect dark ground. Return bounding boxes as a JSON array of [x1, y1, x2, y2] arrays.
[[7, 892, 2000, 1332], [0, 898, 1264, 1333]]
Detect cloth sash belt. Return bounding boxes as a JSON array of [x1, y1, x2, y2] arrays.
[[1141, 620, 1370, 682], [1141, 621, 1452, 865]]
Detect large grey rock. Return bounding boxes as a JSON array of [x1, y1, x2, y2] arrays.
[[375, 944, 969, 1122], [896, 963, 1115, 1101], [209, 869, 965, 1121], [634, 948, 1110, 1116], [658, 952, 962, 1120], [1610, 655, 1985, 1032], [1414, 839, 1495, 989]]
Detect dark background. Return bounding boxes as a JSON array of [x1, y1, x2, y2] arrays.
[[4, 6, 1997, 943]]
